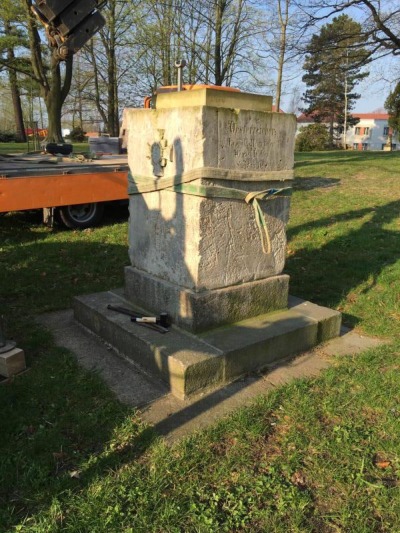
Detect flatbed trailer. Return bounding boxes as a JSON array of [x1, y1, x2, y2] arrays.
[[0, 154, 129, 228]]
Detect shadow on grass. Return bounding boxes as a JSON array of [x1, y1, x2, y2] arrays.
[[293, 176, 340, 191], [294, 150, 400, 169], [286, 199, 400, 328], [0, 204, 129, 249], [0, 339, 158, 529], [1, 191, 398, 529], [0, 211, 49, 245], [0, 240, 129, 318]]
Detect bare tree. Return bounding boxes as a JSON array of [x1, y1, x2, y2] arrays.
[[23, 0, 73, 142], [0, 2, 29, 140], [193, 0, 256, 86], [303, 0, 400, 57], [0, 0, 74, 142], [2, 20, 26, 140], [258, 0, 308, 110]]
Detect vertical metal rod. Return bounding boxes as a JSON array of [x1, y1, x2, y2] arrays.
[[175, 60, 187, 92], [177, 68, 183, 92]]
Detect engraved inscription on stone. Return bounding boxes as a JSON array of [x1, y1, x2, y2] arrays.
[[218, 113, 290, 171]]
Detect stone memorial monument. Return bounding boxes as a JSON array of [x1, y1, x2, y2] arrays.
[[75, 87, 341, 398], [124, 89, 294, 332]]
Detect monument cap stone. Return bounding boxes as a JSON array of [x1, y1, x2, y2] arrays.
[[154, 87, 273, 112]]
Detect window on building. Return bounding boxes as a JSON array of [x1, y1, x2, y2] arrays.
[[362, 143, 368, 151], [355, 127, 361, 135], [364, 127, 370, 135], [383, 126, 390, 136]]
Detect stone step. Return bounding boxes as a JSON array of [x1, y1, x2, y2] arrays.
[[74, 290, 341, 399]]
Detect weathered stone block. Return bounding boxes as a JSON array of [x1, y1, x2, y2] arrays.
[[73, 290, 339, 399], [74, 291, 224, 399], [202, 311, 318, 381], [288, 296, 342, 342], [124, 90, 297, 332], [0, 347, 26, 378], [124, 266, 289, 333], [126, 103, 296, 293], [154, 88, 273, 112]]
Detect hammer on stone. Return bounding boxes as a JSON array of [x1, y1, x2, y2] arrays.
[[107, 305, 170, 333]]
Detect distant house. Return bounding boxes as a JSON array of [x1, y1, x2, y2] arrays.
[[297, 112, 399, 151]]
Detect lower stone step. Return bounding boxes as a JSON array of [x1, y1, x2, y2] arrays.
[[74, 290, 341, 399]]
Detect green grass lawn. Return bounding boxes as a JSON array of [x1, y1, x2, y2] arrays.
[[0, 151, 399, 532]]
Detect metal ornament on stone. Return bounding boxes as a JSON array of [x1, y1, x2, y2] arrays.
[[0, 316, 16, 354]]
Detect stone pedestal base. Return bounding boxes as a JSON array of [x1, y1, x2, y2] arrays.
[[124, 266, 289, 333], [73, 290, 342, 399]]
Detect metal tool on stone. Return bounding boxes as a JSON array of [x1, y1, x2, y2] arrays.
[[0, 315, 16, 354], [107, 305, 170, 334], [175, 60, 187, 92]]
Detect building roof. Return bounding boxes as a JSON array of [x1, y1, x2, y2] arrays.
[[353, 113, 389, 120], [297, 113, 317, 123], [297, 112, 389, 123]]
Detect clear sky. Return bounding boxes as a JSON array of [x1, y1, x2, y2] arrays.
[[353, 54, 398, 112], [278, 0, 400, 115], [280, 37, 398, 115]]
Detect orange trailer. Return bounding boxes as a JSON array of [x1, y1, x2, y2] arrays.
[[0, 154, 129, 228]]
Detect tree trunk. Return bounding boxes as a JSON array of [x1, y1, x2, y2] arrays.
[[8, 62, 26, 142], [106, 0, 117, 135], [5, 21, 26, 142], [44, 55, 73, 143], [89, 40, 108, 129], [24, 0, 73, 143], [45, 93, 63, 142], [214, 1, 224, 85], [329, 117, 334, 149], [275, 0, 289, 113]]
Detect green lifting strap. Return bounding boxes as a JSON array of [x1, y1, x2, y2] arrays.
[[128, 171, 292, 255]]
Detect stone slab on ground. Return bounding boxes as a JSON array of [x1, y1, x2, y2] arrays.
[[74, 290, 341, 399], [38, 309, 385, 443], [0, 347, 26, 378], [288, 295, 342, 343]]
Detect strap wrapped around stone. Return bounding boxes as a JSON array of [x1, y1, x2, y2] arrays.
[[128, 167, 293, 194], [171, 183, 292, 254], [128, 170, 292, 255]]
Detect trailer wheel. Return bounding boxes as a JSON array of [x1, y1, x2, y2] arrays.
[[58, 203, 105, 229]]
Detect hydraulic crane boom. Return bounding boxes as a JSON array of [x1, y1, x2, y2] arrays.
[[32, 0, 107, 60]]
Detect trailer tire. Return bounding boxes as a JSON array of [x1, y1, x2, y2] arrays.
[[58, 202, 105, 229]]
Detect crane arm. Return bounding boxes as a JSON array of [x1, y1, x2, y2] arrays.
[[32, 0, 107, 61]]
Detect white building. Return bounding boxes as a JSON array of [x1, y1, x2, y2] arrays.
[[297, 112, 399, 151]]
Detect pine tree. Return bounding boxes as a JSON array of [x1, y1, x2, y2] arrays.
[[302, 15, 369, 148], [0, 2, 28, 141], [385, 81, 400, 134]]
